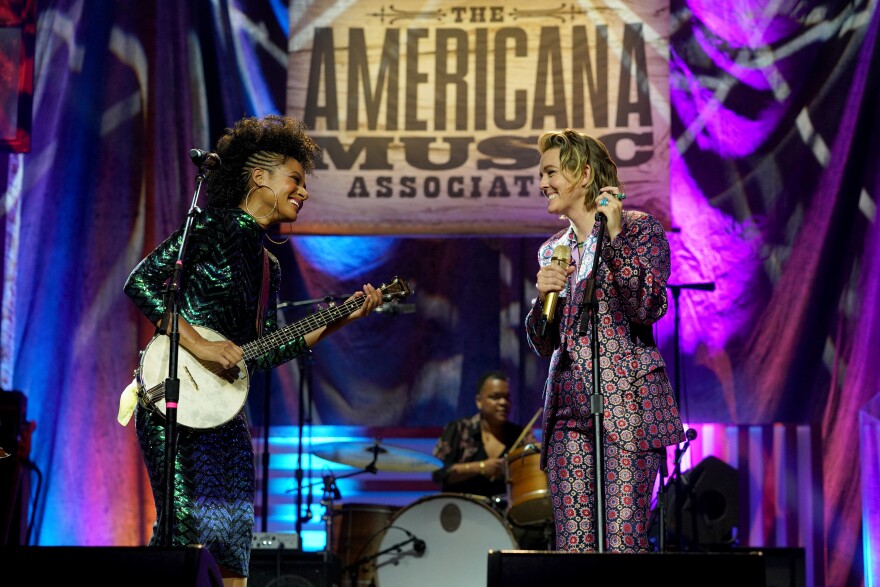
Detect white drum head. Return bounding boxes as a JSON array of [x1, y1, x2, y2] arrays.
[[375, 493, 518, 587]]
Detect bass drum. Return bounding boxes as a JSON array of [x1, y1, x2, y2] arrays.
[[375, 493, 518, 587]]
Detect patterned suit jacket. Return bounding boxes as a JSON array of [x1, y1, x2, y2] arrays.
[[525, 210, 685, 469]]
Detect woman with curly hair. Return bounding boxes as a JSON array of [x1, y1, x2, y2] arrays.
[[124, 115, 382, 585], [525, 129, 684, 553]]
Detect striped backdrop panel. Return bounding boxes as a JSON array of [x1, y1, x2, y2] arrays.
[[254, 423, 823, 585]]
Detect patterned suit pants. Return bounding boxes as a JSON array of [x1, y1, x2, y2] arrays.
[[546, 426, 661, 552]]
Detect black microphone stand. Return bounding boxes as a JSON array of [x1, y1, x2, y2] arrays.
[[655, 281, 713, 551], [320, 448, 380, 563], [656, 453, 670, 552], [667, 282, 715, 408], [578, 211, 609, 553], [157, 155, 212, 545], [295, 349, 315, 538], [258, 295, 339, 533], [260, 351, 272, 532], [669, 428, 698, 550], [274, 295, 346, 538]]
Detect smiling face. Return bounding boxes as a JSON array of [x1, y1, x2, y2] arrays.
[[539, 147, 589, 218], [476, 376, 511, 428], [244, 158, 309, 226]]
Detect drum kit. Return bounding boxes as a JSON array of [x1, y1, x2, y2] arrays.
[[311, 438, 554, 587]]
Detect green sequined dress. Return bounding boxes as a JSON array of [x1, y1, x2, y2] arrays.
[[124, 208, 307, 576]]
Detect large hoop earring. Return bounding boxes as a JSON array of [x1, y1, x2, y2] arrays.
[[245, 185, 278, 219]]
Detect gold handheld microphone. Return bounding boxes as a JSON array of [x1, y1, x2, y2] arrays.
[[541, 244, 572, 331]]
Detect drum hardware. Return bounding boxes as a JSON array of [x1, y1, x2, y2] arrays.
[[318, 470, 372, 566], [287, 440, 384, 560], [330, 503, 403, 587], [507, 515, 556, 551], [285, 437, 440, 585], [312, 438, 443, 472], [346, 524, 426, 573], [375, 493, 518, 587], [487, 494, 508, 516], [335, 525, 425, 587]]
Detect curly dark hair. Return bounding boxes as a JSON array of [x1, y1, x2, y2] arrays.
[[204, 115, 321, 208]]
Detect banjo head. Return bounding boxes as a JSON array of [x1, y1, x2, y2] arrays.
[[137, 325, 249, 430]]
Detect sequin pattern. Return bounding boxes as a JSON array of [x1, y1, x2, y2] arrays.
[[124, 208, 309, 576]]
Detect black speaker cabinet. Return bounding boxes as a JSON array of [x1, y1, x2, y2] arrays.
[[249, 550, 341, 587], [0, 390, 28, 545], [487, 550, 767, 587], [0, 390, 26, 455], [661, 455, 741, 549], [734, 548, 806, 587], [0, 546, 223, 585]]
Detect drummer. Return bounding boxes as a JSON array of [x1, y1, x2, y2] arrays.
[[431, 370, 537, 500]]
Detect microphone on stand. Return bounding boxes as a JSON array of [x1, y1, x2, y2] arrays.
[[540, 244, 571, 335], [304, 479, 314, 520], [675, 428, 698, 466], [400, 527, 426, 556], [674, 428, 699, 490], [412, 536, 426, 555], [189, 148, 222, 170]]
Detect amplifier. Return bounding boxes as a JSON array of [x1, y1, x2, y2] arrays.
[[487, 550, 767, 587], [252, 532, 299, 551], [249, 550, 341, 587]]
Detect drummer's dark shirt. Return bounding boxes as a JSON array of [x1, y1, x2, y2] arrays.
[[431, 413, 527, 498]]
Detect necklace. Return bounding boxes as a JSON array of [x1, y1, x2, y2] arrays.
[[264, 222, 292, 245], [265, 232, 289, 245]]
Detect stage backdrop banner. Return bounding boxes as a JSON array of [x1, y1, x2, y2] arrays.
[[286, 0, 670, 235]]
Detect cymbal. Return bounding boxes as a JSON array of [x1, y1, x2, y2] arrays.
[[313, 441, 442, 472]]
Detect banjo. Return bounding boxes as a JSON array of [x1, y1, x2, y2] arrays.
[[135, 276, 412, 430]]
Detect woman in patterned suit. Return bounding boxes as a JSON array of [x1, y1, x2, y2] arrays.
[[124, 115, 382, 586], [525, 129, 684, 552]]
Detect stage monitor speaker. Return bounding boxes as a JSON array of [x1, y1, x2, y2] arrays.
[[661, 455, 740, 549], [0, 545, 223, 586], [487, 550, 766, 587], [0, 390, 29, 545], [734, 548, 806, 587], [0, 390, 26, 455], [249, 549, 341, 587]]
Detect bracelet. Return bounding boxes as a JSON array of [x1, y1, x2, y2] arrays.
[[479, 461, 486, 475]]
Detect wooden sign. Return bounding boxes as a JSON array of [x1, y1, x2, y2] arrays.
[[287, 1, 669, 235]]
